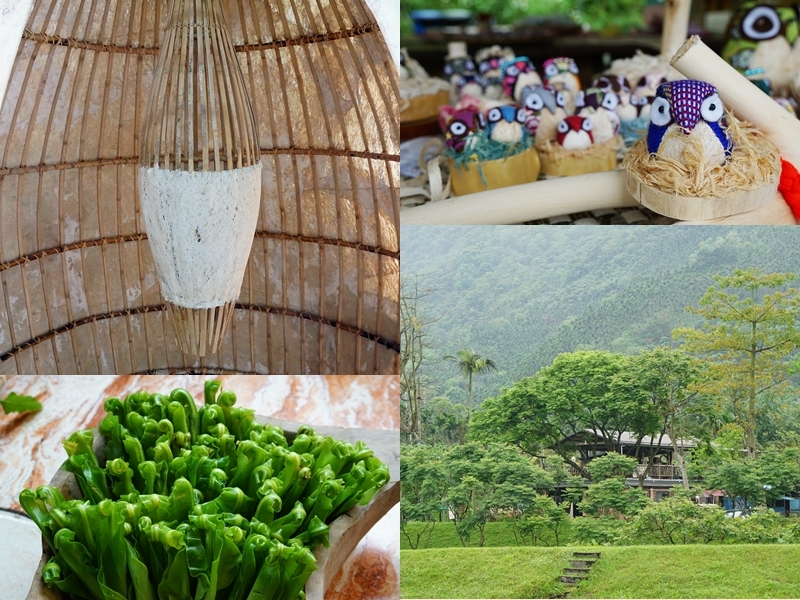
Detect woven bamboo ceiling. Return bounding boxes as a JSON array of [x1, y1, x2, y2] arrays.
[[0, 0, 400, 375]]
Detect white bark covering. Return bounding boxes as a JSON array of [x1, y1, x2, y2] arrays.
[[0, 0, 35, 107], [138, 163, 262, 309]]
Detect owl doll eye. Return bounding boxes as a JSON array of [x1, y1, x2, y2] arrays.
[[487, 108, 503, 123], [516, 108, 527, 123], [480, 62, 490, 74], [465, 60, 475, 71], [545, 63, 559, 77], [449, 121, 467, 136], [556, 91, 567, 107], [650, 97, 672, 126], [581, 118, 592, 131], [601, 92, 620, 110], [506, 65, 520, 77], [742, 5, 781, 40], [557, 120, 570, 134], [525, 93, 544, 111], [569, 61, 579, 75], [700, 93, 724, 122]]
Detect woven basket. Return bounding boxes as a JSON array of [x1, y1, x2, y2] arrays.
[[0, 0, 400, 374]]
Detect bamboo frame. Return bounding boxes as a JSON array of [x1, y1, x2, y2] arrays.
[[0, 0, 400, 374]]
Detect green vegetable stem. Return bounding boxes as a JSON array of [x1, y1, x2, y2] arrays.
[[19, 382, 389, 600]]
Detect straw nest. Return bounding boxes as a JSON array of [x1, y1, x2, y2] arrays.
[[623, 111, 781, 198], [537, 135, 622, 162], [537, 135, 621, 176], [0, 0, 399, 375]]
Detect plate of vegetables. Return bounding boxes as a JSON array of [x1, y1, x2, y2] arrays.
[[19, 381, 398, 600]]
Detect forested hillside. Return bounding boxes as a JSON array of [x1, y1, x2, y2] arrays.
[[401, 226, 800, 405]]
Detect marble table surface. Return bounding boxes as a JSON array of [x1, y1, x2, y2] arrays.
[[0, 375, 399, 600]]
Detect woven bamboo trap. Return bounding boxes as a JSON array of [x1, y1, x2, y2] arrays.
[[0, 0, 400, 375]]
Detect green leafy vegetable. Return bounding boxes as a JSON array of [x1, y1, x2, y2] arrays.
[[0, 392, 42, 414], [20, 381, 389, 600]]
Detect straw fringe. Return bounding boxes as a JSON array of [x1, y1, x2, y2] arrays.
[[623, 111, 781, 198], [0, 0, 399, 374]]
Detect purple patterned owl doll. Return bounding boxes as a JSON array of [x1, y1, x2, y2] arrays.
[[646, 80, 733, 166]]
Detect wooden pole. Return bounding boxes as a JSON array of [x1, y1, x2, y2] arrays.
[[660, 0, 693, 59], [399, 170, 638, 226], [671, 35, 800, 170]]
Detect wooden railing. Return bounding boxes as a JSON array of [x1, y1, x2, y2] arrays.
[[566, 464, 683, 479]]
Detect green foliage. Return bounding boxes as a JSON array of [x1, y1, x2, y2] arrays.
[[702, 448, 800, 509], [402, 227, 800, 410], [730, 508, 794, 544], [622, 498, 731, 545], [675, 268, 800, 457], [400, 444, 449, 524], [578, 478, 650, 518], [400, 0, 645, 31], [471, 350, 640, 472], [585, 453, 638, 481], [421, 397, 469, 445], [570, 517, 626, 545], [516, 495, 569, 546], [444, 349, 498, 416], [0, 392, 42, 414]]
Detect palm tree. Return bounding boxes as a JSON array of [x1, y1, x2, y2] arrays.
[[444, 349, 498, 417]]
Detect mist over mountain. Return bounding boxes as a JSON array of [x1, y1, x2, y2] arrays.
[[401, 226, 800, 406]]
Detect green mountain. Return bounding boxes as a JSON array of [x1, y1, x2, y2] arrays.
[[401, 225, 800, 405]]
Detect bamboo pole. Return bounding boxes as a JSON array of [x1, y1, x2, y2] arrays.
[[660, 0, 692, 59], [399, 170, 639, 225]]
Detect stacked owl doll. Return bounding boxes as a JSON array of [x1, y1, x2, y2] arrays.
[[530, 57, 623, 177]]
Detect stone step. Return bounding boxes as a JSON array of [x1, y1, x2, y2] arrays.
[[559, 575, 587, 585], [573, 551, 601, 558], [569, 559, 596, 568], [563, 567, 590, 575]]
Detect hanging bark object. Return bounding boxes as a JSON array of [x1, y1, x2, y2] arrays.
[[139, 0, 262, 356]]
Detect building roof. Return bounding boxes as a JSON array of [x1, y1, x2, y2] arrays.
[[559, 429, 697, 449]]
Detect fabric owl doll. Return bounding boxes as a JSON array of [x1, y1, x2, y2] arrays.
[[476, 45, 515, 99], [576, 87, 621, 144], [594, 74, 637, 121], [534, 89, 571, 148], [501, 57, 542, 102], [543, 57, 582, 98], [556, 116, 594, 150], [646, 80, 733, 166], [444, 109, 485, 154], [520, 84, 561, 136], [722, 1, 800, 95], [484, 105, 528, 144], [455, 73, 486, 99]]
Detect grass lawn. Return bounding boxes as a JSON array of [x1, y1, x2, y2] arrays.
[[401, 544, 800, 598], [400, 546, 573, 599]]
